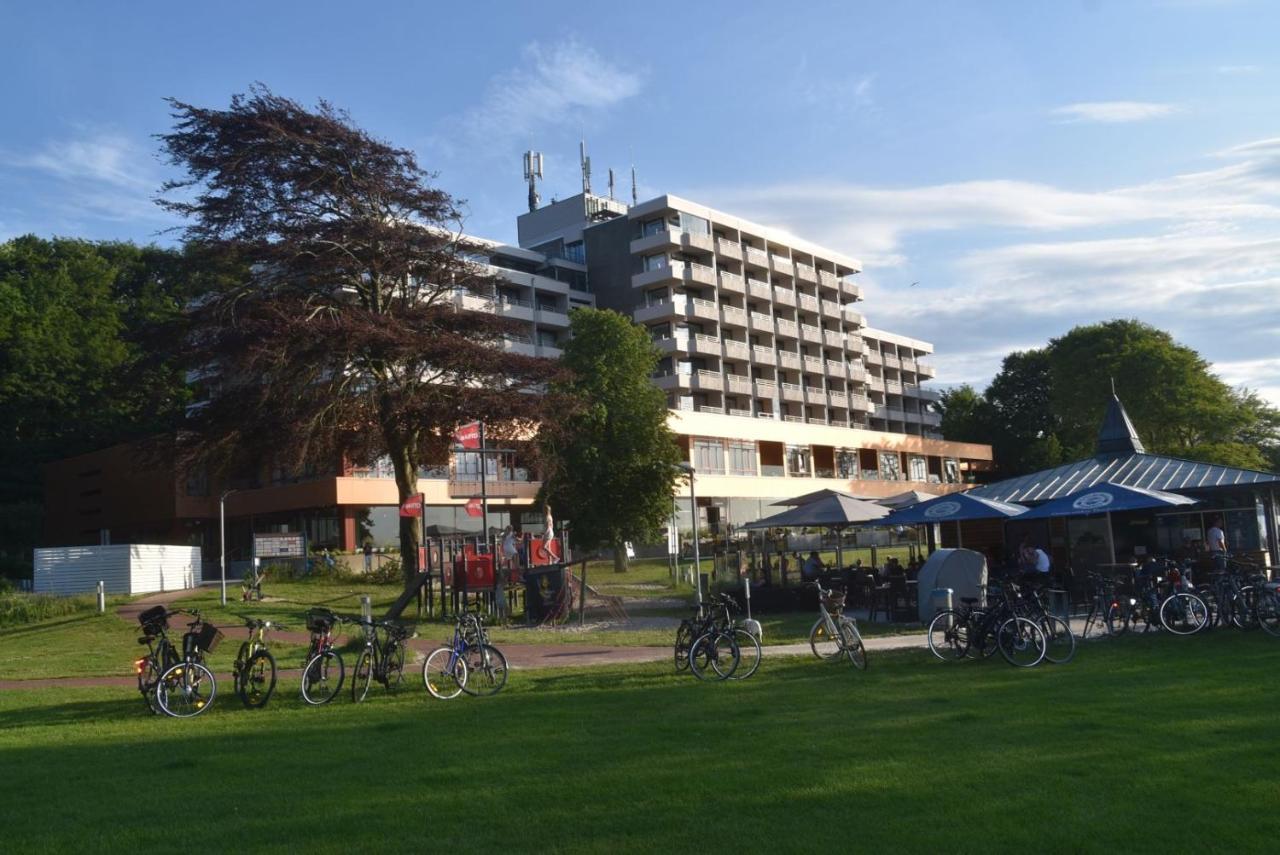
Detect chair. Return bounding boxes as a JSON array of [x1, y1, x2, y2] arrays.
[[889, 575, 913, 622]]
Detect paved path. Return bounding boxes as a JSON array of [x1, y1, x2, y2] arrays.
[[0, 590, 933, 691]]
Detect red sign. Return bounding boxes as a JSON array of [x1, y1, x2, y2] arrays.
[[452, 555, 494, 588], [530, 537, 560, 565], [454, 422, 481, 449], [464, 497, 483, 518], [399, 494, 424, 518]]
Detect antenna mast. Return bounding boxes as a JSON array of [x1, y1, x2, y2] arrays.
[[630, 165, 638, 205], [522, 150, 543, 213], [579, 139, 591, 194], [607, 168, 615, 200]]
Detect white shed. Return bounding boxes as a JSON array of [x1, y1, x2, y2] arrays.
[[33, 545, 203, 596]]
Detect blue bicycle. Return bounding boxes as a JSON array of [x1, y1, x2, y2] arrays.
[[421, 612, 508, 700]]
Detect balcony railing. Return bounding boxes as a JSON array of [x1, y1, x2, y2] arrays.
[[751, 344, 774, 362], [749, 311, 773, 327], [744, 247, 769, 267], [718, 272, 745, 293], [795, 263, 817, 282], [721, 306, 747, 326], [775, 319, 799, 337], [728, 407, 752, 418], [773, 288, 796, 307], [800, 324, 822, 343], [716, 238, 742, 258], [746, 280, 772, 300], [798, 294, 819, 312], [770, 254, 792, 271]]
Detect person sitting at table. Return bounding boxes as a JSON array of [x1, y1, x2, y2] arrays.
[[802, 550, 825, 581]]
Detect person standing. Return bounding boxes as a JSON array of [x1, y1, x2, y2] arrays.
[[1206, 516, 1227, 571], [542, 505, 558, 561], [363, 540, 373, 573], [1033, 546, 1051, 574]]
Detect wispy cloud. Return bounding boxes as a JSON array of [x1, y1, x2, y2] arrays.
[[798, 71, 876, 114], [451, 39, 642, 153], [3, 130, 155, 191], [1215, 64, 1261, 75], [1050, 101, 1182, 123]]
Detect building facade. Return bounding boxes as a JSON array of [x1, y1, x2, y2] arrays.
[[45, 190, 992, 556]]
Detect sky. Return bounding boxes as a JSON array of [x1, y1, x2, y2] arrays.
[[2, 0, 1277, 404]]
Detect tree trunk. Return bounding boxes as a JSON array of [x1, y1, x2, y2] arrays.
[[388, 434, 420, 590], [613, 539, 629, 573]]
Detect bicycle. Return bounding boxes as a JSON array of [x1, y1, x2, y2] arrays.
[[300, 608, 345, 705], [156, 610, 221, 718], [350, 616, 414, 702], [457, 612, 509, 696], [1011, 576, 1077, 664], [1081, 572, 1123, 639], [134, 605, 181, 714], [231, 617, 283, 708], [674, 602, 715, 673], [425, 613, 506, 700], [688, 594, 760, 681], [808, 581, 866, 670], [926, 581, 1047, 667]]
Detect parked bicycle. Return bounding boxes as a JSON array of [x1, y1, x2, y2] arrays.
[[300, 608, 345, 705], [674, 602, 716, 673], [1081, 572, 1122, 639], [1108, 560, 1209, 636], [1010, 576, 1077, 663], [156, 609, 222, 718], [231, 617, 283, 708], [808, 581, 866, 670], [423, 612, 509, 699], [135, 605, 181, 714], [926, 581, 1047, 667], [350, 616, 414, 702]]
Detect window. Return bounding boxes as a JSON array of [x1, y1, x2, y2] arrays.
[[908, 456, 927, 482], [562, 241, 586, 264], [836, 449, 858, 479], [693, 439, 725, 475], [879, 451, 902, 480], [642, 219, 667, 237], [786, 445, 812, 477], [943, 459, 960, 484], [184, 467, 209, 497], [643, 253, 669, 272], [537, 331, 559, 347], [727, 441, 756, 476], [678, 212, 710, 236]]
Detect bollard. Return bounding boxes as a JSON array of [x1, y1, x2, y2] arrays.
[[360, 595, 372, 623], [97, 580, 106, 614]]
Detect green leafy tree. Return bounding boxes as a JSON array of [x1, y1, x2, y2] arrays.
[[937, 384, 994, 444], [538, 309, 682, 571], [984, 349, 1065, 475]]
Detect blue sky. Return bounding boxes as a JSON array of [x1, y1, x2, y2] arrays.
[[2, 0, 1277, 403]]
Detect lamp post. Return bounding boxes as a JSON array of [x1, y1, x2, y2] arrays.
[[674, 462, 701, 605], [219, 490, 235, 606]]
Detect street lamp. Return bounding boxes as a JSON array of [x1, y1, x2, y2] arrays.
[[673, 462, 701, 605], [219, 489, 235, 606]]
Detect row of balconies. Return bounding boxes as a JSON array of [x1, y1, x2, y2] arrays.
[[652, 335, 877, 383], [637, 299, 863, 352], [631, 252, 861, 302], [657, 372, 875, 411]]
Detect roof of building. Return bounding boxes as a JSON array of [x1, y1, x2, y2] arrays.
[[968, 395, 1279, 503]]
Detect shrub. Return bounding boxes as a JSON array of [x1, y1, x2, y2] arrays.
[[0, 591, 97, 628]]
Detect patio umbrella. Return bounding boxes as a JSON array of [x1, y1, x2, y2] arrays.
[[1011, 482, 1197, 520], [878, 489, 941, 510], [771, 488, 867, 507], [744, 493, 889, 570], [877, 492, 1029, 526]]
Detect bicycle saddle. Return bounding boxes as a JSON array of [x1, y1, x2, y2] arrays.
[[960, 597, 978, 605]]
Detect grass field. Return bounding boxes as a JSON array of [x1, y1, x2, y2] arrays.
[[2, 631, 1278, 853]]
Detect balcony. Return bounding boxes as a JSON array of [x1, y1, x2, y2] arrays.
[[748, 310, 773, 330], [782, 414, 806, 424], [725, 374, 753, 394], [828, 391, 849, 408], [716, 238, 742, 259], [777, 350, 801, 370], [795, 263, 817, 282], [723, 339, 750, 361], [770, 254, 792, 272], [825, 359, 846, 376], [848, 364, 866, 382], [720, 305, 748, 328], [630, 230, 679, 255], [772, 287, 796, 308], [683, 262, 716, 287], [534, 306, 570, 327], [820, 299, 842, 318], [753, 379, 777, 396], [780, 382, 804, 402], [746, 280, 772, 300], [691, 370, 724, 392], [797, 294, 819, 313], [744, 246, 769, 268], [687, 297, 720, 322], [802, 355, 824, 372], [865, 350, 884, 366], [849, 393, 870, 412], [843, 306, 866, 326], [885, 380, 904, 395], [775, 319, 799, 339], [718, 272, 745, 295], [634, 300, 679, 324], [818, 271, 839, 288], [842, 280, 864, 301], [873, 405, 906, 421], [921, 410, 942, 427], [845, 334, 864, 353], [865, 375, 886, 392], [751, 344, 774, 362], [501, 337, 536, 357], [882, 354, 902, 370], [631, 264, 679, 289], [918, 362, 937, 378], [823, 329, 844, 347], [727, 407, 752, 418], [690, 333, 722, 356], [653, 372, 689, 391], [800, 324, 822, 344]]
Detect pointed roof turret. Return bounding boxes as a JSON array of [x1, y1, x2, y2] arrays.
[[1095, 393, 1145, 456]]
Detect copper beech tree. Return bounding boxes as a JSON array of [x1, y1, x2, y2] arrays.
[[158, 87, 558, 585]]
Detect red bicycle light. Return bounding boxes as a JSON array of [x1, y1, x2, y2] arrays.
[[133, 658, 146, 675]]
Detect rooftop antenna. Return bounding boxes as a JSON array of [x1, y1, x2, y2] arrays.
[[607, 167, 615, 200], [522, 150, 543, 213], [630, 164, 638, 206], [579, 139, 591, 194]]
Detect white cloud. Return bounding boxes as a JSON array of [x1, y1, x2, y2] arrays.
[[798, 72, 876, 113], [4, 131, 155, 190], [1050, 101, 1182, 123], [1215, 64, 1261, 75], [453, 39, 642, 153]]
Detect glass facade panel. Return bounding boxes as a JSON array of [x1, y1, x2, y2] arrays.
[[836, 449, 858, 479], [643, 253, 668, 272], [879, 451, 902, 480], [678, 212, 710, 236], [786, 445, 811, 477], [727, 441, 756, 476], [693, 439, 726, 475], [908, 456, 927, 482]]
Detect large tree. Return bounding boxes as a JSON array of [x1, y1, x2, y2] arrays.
[[538, 309, 682, 571], [157, 87, 555, 585]]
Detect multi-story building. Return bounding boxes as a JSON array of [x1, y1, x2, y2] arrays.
[[44, 189, 992, 554]]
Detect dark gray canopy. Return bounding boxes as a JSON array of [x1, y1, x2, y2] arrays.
[[745, 494, 889, 529]]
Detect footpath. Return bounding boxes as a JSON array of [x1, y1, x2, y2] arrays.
[[0, 590, 930, 691]]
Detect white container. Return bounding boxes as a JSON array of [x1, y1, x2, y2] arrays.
[[33, 545, 202, 596]]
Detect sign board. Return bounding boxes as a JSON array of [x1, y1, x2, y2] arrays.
[[666, 526, 678, 556], [464, 497, 483, 518], [253, 533, 304, 559], [454, 422, 481, 450], [399, 494, 424, 518]]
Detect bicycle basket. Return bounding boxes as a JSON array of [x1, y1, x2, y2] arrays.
[[306, 608, 336, 633], [821, 591, 846, 613], [193, 623, 224, 654], [138, 605, 168, 635]]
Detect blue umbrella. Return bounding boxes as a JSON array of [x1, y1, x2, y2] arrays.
[[1013, 482, 1197, 520], [878, 492, 1029, 526]]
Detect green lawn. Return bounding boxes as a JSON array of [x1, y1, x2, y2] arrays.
[[2, 632, 1278, 852]]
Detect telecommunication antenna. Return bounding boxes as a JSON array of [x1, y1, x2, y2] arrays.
[[607, 167, 615, 200], [522, 150, 543, 213], [579, 139, 591, 194], [630, 165, 638, 205]]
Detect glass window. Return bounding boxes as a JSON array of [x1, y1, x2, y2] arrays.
[[643, 253, 669, 272], [693, 439, 725, 475], [879, 451, 902, 480], [908, 456, 927, 482], [786, 445, 812, 477], [943, 459, 960, 484], [678, 212, 710, 236], [727, 441, 756, 476], [836, 450, 858, 479], [562, 241, 586, 264], [643, 219, 667, 237]]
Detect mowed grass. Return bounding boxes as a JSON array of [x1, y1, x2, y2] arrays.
[[3, 632, 1279, 853]]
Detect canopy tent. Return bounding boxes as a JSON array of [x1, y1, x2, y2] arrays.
[[744, 493, 889, 570], [1013, 482, 1197, 521], [914, 548, 987, 622], [877, 492, 1029, 527], [771, 489, 867, 507], [878, 490, 941, 510]]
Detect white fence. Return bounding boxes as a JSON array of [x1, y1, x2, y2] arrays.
[[34, 545, 203, 596]]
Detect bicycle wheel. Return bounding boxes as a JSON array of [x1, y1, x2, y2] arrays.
[[157, 661, 217, 718], [728, 628, 761, 680], [689, 632, 738, 681], [422, 647, 468, 700], [383, 643, 406, 693], [1105, 602, 1129, 636], [352, 649, 374, 703], [927, 610, 968, 661], [1255, 589, 1280, 637], [838, 617, 867, 671], [461, 644, 509, 696], [237, 649, 277, 708], [1235, 588, 1260, 629], [1038, 615, 1077, 664], [1160, 593, 1209, 636], [301, 650, 344, 705], [674, 621, 694, 672], [138, 657, 161, 714], [808, 619, 842, 660], [997, 618, 1046, 668]]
